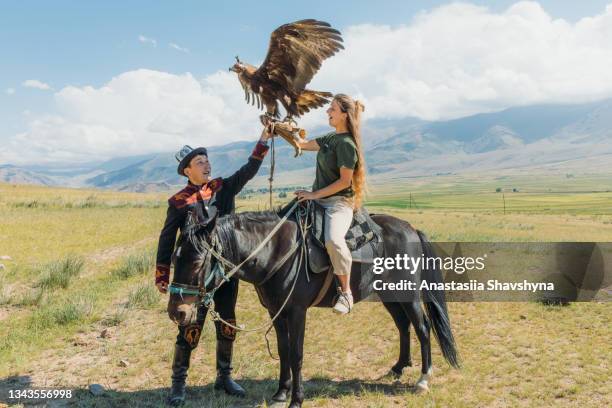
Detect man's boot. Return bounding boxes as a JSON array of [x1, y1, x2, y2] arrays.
[[213, 338, 246, 397], [168, 344, 191, 406]]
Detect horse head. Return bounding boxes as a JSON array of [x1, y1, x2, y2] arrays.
[[167, 208, 220, 326]]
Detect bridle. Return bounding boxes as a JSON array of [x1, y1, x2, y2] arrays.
[[168, 200, 304, 334], [167, 207, 231, 303], [167, 229, 225, 302]]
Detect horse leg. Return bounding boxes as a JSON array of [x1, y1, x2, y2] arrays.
[[287, 308, 306, 408], [401, 301, 432, 392], [270, 315, 292, 403], [382, 302, 412, 379]]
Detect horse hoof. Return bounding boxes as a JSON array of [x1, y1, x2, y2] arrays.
[[271, 391, 288, 403], [167, 396, 185, 407], [414, 382, 429, 394]]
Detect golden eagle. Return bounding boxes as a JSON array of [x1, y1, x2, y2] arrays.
[[229, 19, 344, 123]]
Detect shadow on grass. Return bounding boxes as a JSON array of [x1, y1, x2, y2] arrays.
[[0, 375, 416, 407]]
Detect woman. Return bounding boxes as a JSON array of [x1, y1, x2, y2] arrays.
[[294, 94, 367, 315]]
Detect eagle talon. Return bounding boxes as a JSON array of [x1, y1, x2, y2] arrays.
[[282, 117, 298, 128], [260, 114, 277, 127]]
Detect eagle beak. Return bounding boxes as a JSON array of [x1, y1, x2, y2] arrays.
[[228, 67, 236, 72]]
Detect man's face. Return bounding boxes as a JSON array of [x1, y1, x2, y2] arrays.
[[184, 154, 211, 185]]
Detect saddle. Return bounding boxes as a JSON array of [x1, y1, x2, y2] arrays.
[[280, 198, 385, 274]]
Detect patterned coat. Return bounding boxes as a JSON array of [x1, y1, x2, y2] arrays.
[[155, 141, 269, 284]]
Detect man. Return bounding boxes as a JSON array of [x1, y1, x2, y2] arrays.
[[155, 126, 273, 406]]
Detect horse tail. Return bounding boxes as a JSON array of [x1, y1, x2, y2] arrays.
[[416, 229, 460, 368]]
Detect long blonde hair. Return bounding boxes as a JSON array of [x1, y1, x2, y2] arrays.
[[333, 93, 367, 209]]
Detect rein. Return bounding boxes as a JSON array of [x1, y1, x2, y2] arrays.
[[169, 200, 302, 335]]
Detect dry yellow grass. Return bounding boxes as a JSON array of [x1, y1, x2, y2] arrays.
[[0, 181, 610, 407]]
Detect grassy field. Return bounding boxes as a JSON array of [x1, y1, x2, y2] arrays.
[[366, 172, 612, 215], [0, 175, 610, 407]]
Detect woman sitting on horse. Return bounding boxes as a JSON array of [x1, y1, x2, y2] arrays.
[[294, 93, 367, 315]]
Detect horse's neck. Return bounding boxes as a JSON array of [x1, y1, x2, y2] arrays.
[[221, 215, 282, 283], [223, 214, 280, 250]]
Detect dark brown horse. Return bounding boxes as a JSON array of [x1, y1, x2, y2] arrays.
[[168, 208, 459, 407]]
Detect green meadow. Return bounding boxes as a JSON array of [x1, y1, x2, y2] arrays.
[[0, 173, 610, 407]]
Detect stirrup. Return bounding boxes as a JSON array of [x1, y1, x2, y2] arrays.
[[333, 287, 353, 314]]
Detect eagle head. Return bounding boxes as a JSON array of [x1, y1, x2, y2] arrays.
[[229, 56, 246, 73], [229, 62, 246, 73], [229, 56, 257, 76]]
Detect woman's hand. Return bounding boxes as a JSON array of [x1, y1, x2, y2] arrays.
[[294, 189, 318, 202]]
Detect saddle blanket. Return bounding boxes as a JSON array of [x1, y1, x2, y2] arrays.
[[279, 198, 385, 273]]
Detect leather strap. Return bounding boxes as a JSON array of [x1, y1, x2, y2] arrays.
[[310, 267, 334, 307]]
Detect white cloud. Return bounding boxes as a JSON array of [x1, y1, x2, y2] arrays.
[[4, 1, 612, 164], [22, 79, 51, 90], [307, 1, 612, 121], [1, 69, 266, 164], [138, 34, 157, 47], [169, 42, 190, 53], [5, 88, 15, 95]]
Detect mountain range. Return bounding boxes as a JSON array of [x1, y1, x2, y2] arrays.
[[3, 99, 612, 191]]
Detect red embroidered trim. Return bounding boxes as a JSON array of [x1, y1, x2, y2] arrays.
[[155, 264, 170, 284], [206, 177, 223, 193], [251, 141, 270, 161], [169, 178, 223, 209], [220, 319, 238, 340]]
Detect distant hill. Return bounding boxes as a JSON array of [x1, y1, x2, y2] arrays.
[[5, 99, 612, 190], [0, 165, 56, 185], [80, 139, 322, 190], [117, 181, 176, 193], [465, 125, 524, 154], [423, 101, 602, 144]]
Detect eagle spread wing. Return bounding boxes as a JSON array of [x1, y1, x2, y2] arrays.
[[255, 19, 344, 94], [238, 73, 263, 110]]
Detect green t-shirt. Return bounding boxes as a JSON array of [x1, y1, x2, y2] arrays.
[[312, 132, 358, 197]]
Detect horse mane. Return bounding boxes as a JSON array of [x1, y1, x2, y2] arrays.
[[184, 200, 296, 264], [215, 210, 283, 261]]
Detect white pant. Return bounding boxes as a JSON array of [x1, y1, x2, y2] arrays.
[[315, 196, 354, 276]]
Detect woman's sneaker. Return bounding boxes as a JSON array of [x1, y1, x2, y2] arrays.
[[333, 288, 353, 314]]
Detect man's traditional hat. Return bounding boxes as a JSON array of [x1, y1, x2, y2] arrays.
[[175, 145, 208, 176]]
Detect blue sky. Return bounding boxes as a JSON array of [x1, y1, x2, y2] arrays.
[[2, 1, 612, 164], [2, 1, 608, 87]]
